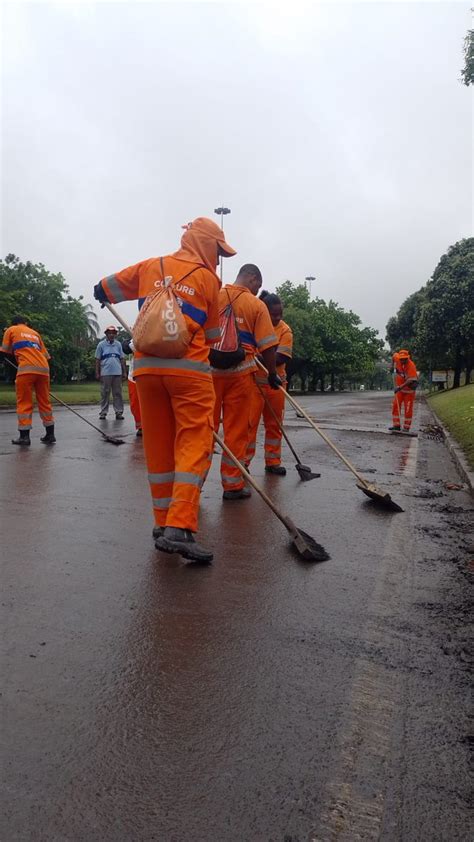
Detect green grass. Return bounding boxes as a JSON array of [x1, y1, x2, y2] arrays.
[[428, 384, 474, 469], [0, 381, 131, 407]]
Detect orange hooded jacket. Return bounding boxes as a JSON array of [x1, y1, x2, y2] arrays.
[[99, 218, 236, 380]]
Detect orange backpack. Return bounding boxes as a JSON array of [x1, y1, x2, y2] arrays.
[[133, 259, 196, 358]]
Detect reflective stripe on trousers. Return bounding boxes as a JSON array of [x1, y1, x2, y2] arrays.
[[136, 374, 215, 531], [262, 385, 285, 465], [15, 373, 54, 429], [247, 379, 286, 466], [392, 392, 414, 430]]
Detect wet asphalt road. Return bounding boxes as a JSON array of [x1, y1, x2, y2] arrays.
[[1, 391, 472, 841]]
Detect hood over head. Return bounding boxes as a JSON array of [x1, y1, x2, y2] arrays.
[[173, 217, 236, 273]]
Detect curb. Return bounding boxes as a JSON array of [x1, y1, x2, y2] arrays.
[[428, 403, 474, 495]]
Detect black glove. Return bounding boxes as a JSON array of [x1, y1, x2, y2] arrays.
[[121, 338, 132, 355], [268, 372, 282, 390], [394, 386, 401, 393], [93, 282, 108, 304]]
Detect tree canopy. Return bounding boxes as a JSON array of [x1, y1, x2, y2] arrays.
[[0, 254, 99, 382], [386, 238, 474, 387], [276, 281, 385, 390]]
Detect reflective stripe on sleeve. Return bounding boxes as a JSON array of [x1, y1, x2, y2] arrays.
[[104, 274, 127, 303], [257, 334, 277, 349], [277, 345, 292, 355]]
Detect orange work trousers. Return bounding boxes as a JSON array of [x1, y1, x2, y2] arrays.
[[247, 379, 286, 466], [15, 373, 54, 430], [136, 374, 214, 532], [213, 373, 253, 491], [128, 379, 142, 430], [392, 391, 414, 431]]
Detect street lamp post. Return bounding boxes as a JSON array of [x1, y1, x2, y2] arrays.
[[305, 275, 316, 298], [214, 206, 231, 280]]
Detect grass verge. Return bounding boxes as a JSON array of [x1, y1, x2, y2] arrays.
[[428, 384, 474, 469], [0, 382, 130, 407]]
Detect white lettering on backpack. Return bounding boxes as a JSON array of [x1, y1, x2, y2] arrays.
[[153, 279, 195, 296], [162, 298, 179, 338]]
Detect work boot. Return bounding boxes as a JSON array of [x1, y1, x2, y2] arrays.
[[12, 430, 31, 446], [222, 488, 252, 500], [115, 413, 124, 420], [152, 526, 164, 540], [155, 527, 213, 563], [40, 425, 56, 444], [389, 425, 401, 431], [99, 413, 107, 420], [265, 464, 287, 476], [136, 428, 143, 437]]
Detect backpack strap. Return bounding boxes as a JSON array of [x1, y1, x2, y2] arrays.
[[160, 256, 201, 287]]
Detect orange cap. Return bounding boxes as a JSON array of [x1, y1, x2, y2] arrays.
[[398, 349, 410, 359]]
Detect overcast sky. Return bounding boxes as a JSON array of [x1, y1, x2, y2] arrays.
[[1, 1, 472, 339]]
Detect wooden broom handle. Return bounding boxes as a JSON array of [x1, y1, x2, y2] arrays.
[[255, 359, 368, 487]]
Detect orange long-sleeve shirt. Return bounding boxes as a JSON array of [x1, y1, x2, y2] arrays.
[[101, 256, 220, 380], [1, 324, 50, 376]]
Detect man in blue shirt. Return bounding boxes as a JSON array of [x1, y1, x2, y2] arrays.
[[95, 326, 127, 419]]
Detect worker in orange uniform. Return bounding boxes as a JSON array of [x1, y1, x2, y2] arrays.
[[211, 265, 279, 499], [1, 315, 55, 446], [122, 338, 142, 436], [94, 217, 236, 563], [390, 349, 419, 432], [246, 290, 293, 475]]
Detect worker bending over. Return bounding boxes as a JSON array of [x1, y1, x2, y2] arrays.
[[1, 315, 55, 446], [390, 349, 418, 432], [211, 265, 279, 499], [94, 217, 236, 564], [246, 291, 293, 475]]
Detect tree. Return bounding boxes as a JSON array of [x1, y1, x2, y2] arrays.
[[385, 289, 425, 354], [0, 254, 98, 382], [386, 238, 474, 388], [416, 239, 474, 387], [275, 281, 383, 391], [461, 26, 474, 85]]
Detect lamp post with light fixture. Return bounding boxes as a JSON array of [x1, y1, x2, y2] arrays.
[[305, 275, 316, 298], [214, 206, 231, 280]]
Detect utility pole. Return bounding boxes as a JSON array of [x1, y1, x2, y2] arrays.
[[305, 275, 316, 298], [214, 206, 231, 281]]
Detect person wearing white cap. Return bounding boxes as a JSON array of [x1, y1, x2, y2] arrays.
[[95, 325, 127, 419]]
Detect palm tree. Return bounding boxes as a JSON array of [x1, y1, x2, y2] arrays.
[[83, 302, 100, 340]]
